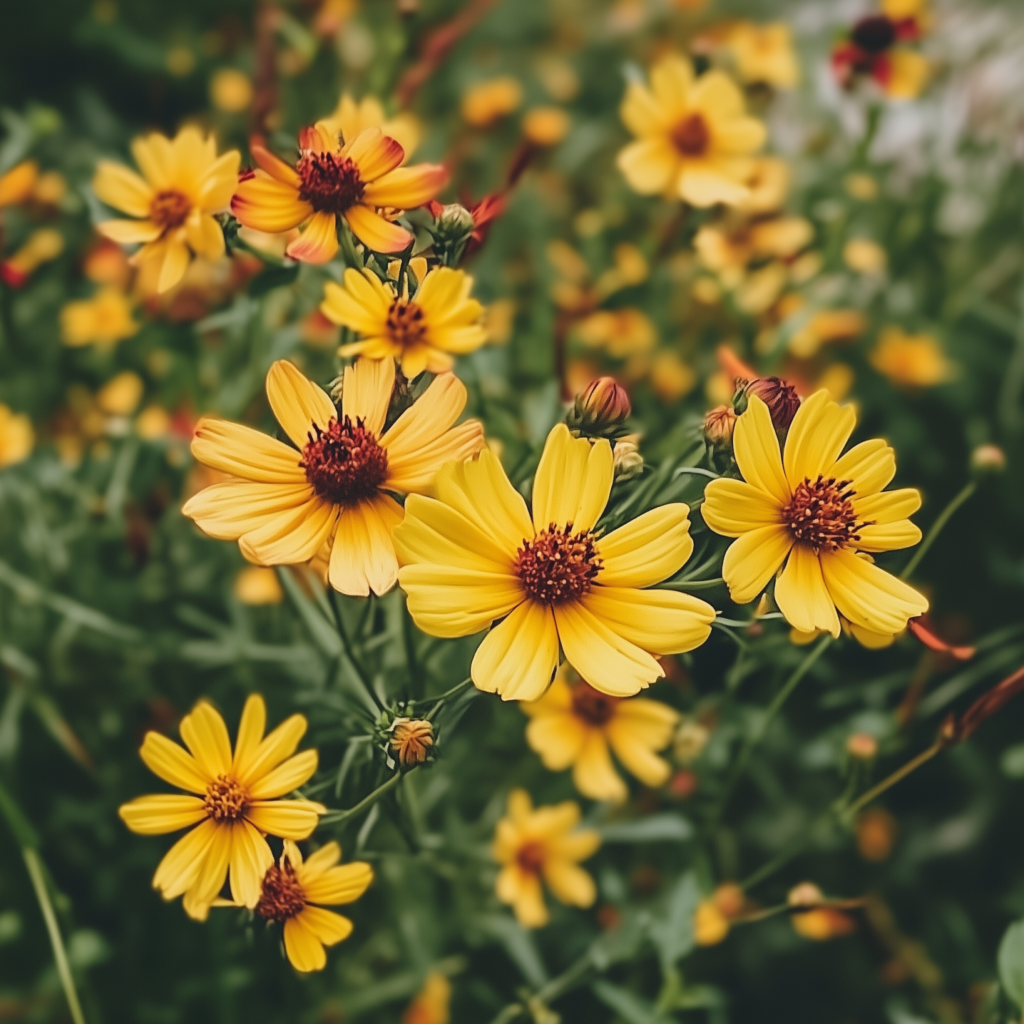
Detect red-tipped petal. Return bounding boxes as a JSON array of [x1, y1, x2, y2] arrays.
[[285, 211, 339, 264]]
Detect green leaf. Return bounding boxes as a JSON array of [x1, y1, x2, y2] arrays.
[[649, 873, 700, 974], [592, 980, 673, 1024], [998, 920, 1024, 1008], [600, 813, 694, 843]]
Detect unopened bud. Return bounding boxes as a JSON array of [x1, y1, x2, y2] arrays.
[[432, 203, 476, 244], [970, 443, 1005, 475], [674, 718, 710, 764], [734, 376, 801, 433], [713, 882, 745, 919], [612, 439, 643, 480], [787, 882, 823, 907], [567, 377, 631, 438], [693, 900, 730, 946], [390, 718, 434, 766], [846, 733, 878, 760], [703, 405, 737, 449]]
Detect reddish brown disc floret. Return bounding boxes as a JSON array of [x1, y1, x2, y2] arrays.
[[514, 523, 601, 604], [515, 840, 546, 874], [149, 189, 192, 230], [296, 151, 365, 215], [203, 775, 248, 822], [386, 300, 428, 350], [781, 475, 869, 553], [255, 862, 306, 922], [300, 416, 389, 505], [671, 114, 710, 156], [571, 682, 619, 726]]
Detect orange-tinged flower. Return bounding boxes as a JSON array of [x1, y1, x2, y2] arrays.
[[402, 972, 451, 1024], [522, 669, 679, 802], [703, 391, 928, 637], [118, 694, 325, 921], [183, 358, 484, 597], [323, 93, 422, 157], [0, 160, 39, 207], [870, 326, 953, 387], [60, 287, 139, 347], [492, 789, 600, 928], [251, 840, 372, 972], [461, 77, 523, 127], [618, 54, 766, 207], [92, 127, 240, 293], [231, 125, 446, 262]]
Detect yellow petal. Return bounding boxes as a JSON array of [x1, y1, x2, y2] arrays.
[[605, 717, 673, 787], [286, 211, 339, 264], [721, 525, 793, 605], [119, 795, 206, 835], [139, 731, 210, 793], [301, 861, 373, 906], [237, 714, 307, 788], [596, 504, 693, 588], [572, 730, 627, 803], [93, 160, 154, 217], [525, 712, 588, 771], [297, 905, 354, 946], [238, 498, 339, 566], [320, 268, 392, 334], [343, 127, 405, 182], [620, 81, 667, 137], [182, 481, 315, 541], [152, 818, 219, 898], [650, 54, 694, 117], [773, 544, 840, 637], [701, 478, 782, 538], [266, 360, 338, 450], [399, 563, 525, 638], [179, 701, 233, 777], [543, 858, 597, 908], [231, 172, 311, 233], [610, 698, 679, 747], [831, 439, 895, 497], [328, 494, 402, 597], [228, 819, 274, 909], [131, 133, 173, 190], [532, 424, 612, 533], [553, 601, 663, 697], [382, 371, 469, 464], [820, 548, 928, 636], [341, 355, 394, 437], [394, 494, 514, 574], [231, 694, 267, 778], [247, 749, 318, 800], [185, 211, 225, 261], [344, 204, 413, 254], [856, 520, 922, 552], [198, 149, 242, 211], [506, 870, 549, 929], [582, 585, 715, 655], [245, 799, 325, 840], [678, 164, 750, 207], [97, 218, 163, 244], [157, 237, 191, 294], [853, 487, 921, 525], [284, 914, 327, 972], [471, 600, 559, 701], [549, 829, 601, 862], [733, 395, 790, 506], [190, 417, 306, 484], [361, 164, 447, 208], [689, 69, 745, 119], [617, 138, 679, 195], [712, 116, 767, 156], [783, 390, 857, 489]]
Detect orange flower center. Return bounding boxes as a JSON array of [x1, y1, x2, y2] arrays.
[[203, 774, 249, 822], [514, 524, 601, 604], [300, 416, 389, 505], [386, 300, 428, 351], [671, 114, 710, 157], [515, 840, 546, 874], [571, 682, 619, 726], [149, 189, 192, 230], [781, 475, 867, 553], [297, 151, 365, 215], [255, 862, 306, 922]]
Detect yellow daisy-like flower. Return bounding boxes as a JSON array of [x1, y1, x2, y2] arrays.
[[60, 287, 139, 347], [118, 694, 325, 921], [231, 125, 446, 263], [183, 358, 484, 597], [322, 93, 422, 158], [321, 267, 487, 378], [394, 423, 716, 701], [702, 390, 928, 638], [617, 54, 766, 208], [727, 22, 800, 89], [92, 126, 240, 294], [870, 326, 953, 387], [492, 789, 600, 929], [0, 403, 34, 468], [251, 840, 372, 972], [522, 669, 679, 803]]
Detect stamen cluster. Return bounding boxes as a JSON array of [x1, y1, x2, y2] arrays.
[[385, 300, 428, 352], [571, 682, 618, 726], [782, 475, 866, 553], [301, 416, 389, 505], [514, 524, 601, 604], [515, 840, 546, 875], [203, 775, 248, 822], [149, 189, 191, 230], [297, 151, 365, 215], [850, 15, 897, 53], [255, 862, 306, 922], [671, 114, 710, 156]]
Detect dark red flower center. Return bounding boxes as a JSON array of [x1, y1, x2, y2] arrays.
[[671, 114, 710, 157], [781, 475, 868, 553], [203, 774, 248, 822], [297, 151, 365, 215], [571, 682, 619, 726], [851, 15, 897, 53], [514, 524, 601, 604], [255, 862, 306, 922], [149, 189, 192, 230], [300, 416, 389, 505], [515, 840, 546, 875], [386, 300, 428, 351]]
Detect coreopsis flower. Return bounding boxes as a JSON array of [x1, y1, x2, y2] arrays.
[[522, 669, 679, 803], [832, 3, 930, 100], [492, 789, 599, 928], [0, 403, 34, 468], [118, 695, 325, 921], [92, 127, 240, 293], [231, 125, 446, 262], [402, 973, 451, 1024], [461, 77, 523, 127], [394, 424, 715, 701], [870, 327, 953, 387], [183, 358, 484, 597], [251, 841, 372, 972], [726, 22, 800, 89], [566, 377, 631, 439], [320, 267, 487, 377], [60, 287, 139, 347], [0, 160, 39, 207], [617, 54, 766, 207], [702, 390, 928, 638], [323, 93, 421, 157]]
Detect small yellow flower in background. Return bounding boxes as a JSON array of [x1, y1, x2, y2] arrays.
[[96, 371, 144, 416], [0, 228, 64, 287], [461, 77, 523, 127], [870, 326, 953, 387], [395, 423, 715, 701], [250, 841, 372, 972], [649, 351, 697, 402], [727, 22, 800, 89], [234, 566, 285, 605], [736, 156, 791, 215], [522, 107, 571, 147], [492, 789, 600, 928], [484, 298, 516, 345], [92, 126, 239, 293], [183, 358, 484, 597], [402, 972, 452, 1024], [118, 694, 325, 921], [788, 309, 866, 358], [231, 125, 446, 261], [325, 93, 422, 157], [321, 267, 487, 378], [886, 49, 930, 100], [618, 54, 766, 207], [703, 390, 929, 638], [788, 882, 856, 941], [844, 173, 879, 201], [856, 808, 898, 861], [0, 404, 34, 468], [522, 668, 679, 803], [575, 309, 656, 358], [693, 899, 730, 945], [210, 69, 253, 113], [0, 160, 39, 206], [843, 238, 887, 275], [61, 287, 139, 347]]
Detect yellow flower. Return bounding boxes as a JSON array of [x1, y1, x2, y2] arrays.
[[96, 371, 144, 416], [702, 391, 928, 637], [251, 840, 372, 972], [736, 157, 790, 214], [789, 309, 866, 358], [461, 77, 523, 127], [693, 899, 730, 945], [232, 126, 446, 261], [234, 566, 285, 605], [394, 423, 715, 701], [843, 238, 887, 275], [0, 160, 39, 207], [118, 695, 326, 921], [183, 358, 484, 597], [0, 227, 63, 287], [727, 22, 800, 89], [618, 54, 766, 207], [323, 93, 421, 158], [522, 669, 679, 803], [60, 287, 139, 347], [575, 308, 656, 358], [492, 789, 599, 928], [209, 69, 253, 113], [92, 126, 240, 293], [522, 107, 571, 147], [0, 403, 34, 468], [321, 267, 487, 378], [870, 326, 953, 387], [402, 972, 452, 1024]]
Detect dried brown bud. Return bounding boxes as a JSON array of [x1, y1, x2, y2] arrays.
[[390, 718, 435, 766], [568, 377, 632, 438], [736, 377, 801, 432], [703, 405, 737, 449]]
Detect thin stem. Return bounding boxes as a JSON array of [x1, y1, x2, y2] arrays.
[[487, 1005, 525, 1024], [900, 481, 976, 580], [842, 741, 943, 821], [424, 677, 473, 719], [321, 770, 407, 826], [331, 591, 383, 711]]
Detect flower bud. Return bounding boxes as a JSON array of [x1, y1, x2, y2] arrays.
[[787, 882, 823, 907], [432, 203, 476, 245], [846, 733, 878, 760], [855, 808, 897, 862], [390, 718, 435, 766], [735, 377, 801, 432], [673, 718, 710, 764], [970, 443, 1005, 475], [567, 377, 631, 438], [713, 882, 745, 919], [693, 899, 729, 946], [703, 405, 737, 449], [612, 439, 643, 480]]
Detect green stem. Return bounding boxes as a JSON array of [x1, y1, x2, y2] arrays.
[[321, 770, 407, 826], [487, 1005, 525, 1024], [425, 677, 473, 719], [900, 481, 976, 580], [841, 741, 943, 821], [330, 591, 383, 711]]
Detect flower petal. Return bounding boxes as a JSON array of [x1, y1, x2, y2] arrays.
[[183, 482, 315, 541], [525, 711, 588, 771], [712, 116, 767, 155], [266, 359, 338, 449], [344, 127, 405, 182], [678, 164, 750, 207], [250, 139, 301, 186], [606, 715, 675, 787], [773, 543, 840, 637], [582, 585, 715, 655], [92, 161, 154, 217], [185, 211, 225, 261], [833, 439, 895, 496], [394, 494, 512, 574], [152, 818, 219, 899], [617, 138, 679, 195], [733, 395, 790, 506], [131, 133, 173, 190], [572, 730, 628, 802], [399, 563, 525, 638], [237, 714, 308, 788], [532, 424, 612, 533], [327, 495, 403, 597], [247, 749, 318, 800], [97, 218, 163, 244], [301, 862, 373, 906], [820, 548, 928, 636], [471, 600, 559, 701], [783, 389, 857, 489], [157, 237, 191, 294], [853, 487, 921, 525], [701, 478, 782, 537], [286, 211, 339, 264], [620, 81, 668, 137], [238, 498, 339, 567], [190, 417, 306, 484], [181, 823, 232, 921], [231, 173, 312, 233], [232, 695, 267, 778], [690, 69, 745, 118], [228, 819, 274, 909], [284, 914, 327, 972], [245, 799, 325, 840], [344, 204, 414, 254], [596, 504, 693, 588], [139, 731, 211, 793], [119, 795, 207, 835], [543, 859, 597, 907], [381, 371, 468, 458], [321, 268, 392, 334], [721, 525, 793, 605], [179, 701, 233, 777], [341, 355, 394, 436], [297, 905, 355, 946], [387, 420, 485, 496], [856, 520, 922, 552], [361, 164, 448, 208]]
